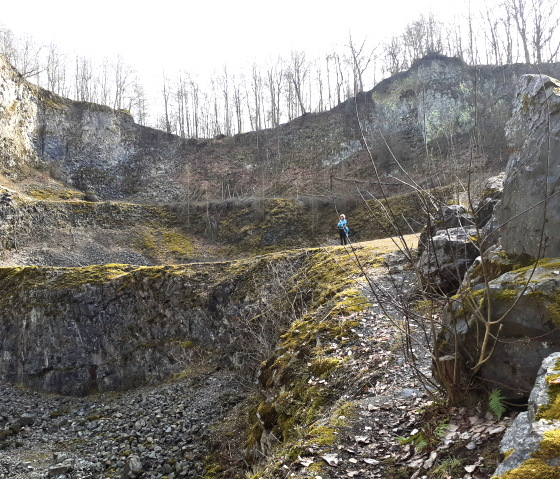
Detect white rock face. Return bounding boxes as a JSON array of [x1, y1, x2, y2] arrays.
[[0, 57, 39, 168], [0, 54, 185, 201]]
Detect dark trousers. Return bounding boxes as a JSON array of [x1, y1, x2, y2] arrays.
[[339, 228, 348, 245]]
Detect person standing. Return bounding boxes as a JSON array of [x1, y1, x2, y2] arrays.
[[337, 214, 349, 245]]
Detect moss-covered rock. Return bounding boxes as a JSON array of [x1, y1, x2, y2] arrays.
[[437, 258, 560, 401], [494, 353, 560, 477]]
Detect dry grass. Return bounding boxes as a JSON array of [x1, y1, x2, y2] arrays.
[[358, 233, 418, 255]]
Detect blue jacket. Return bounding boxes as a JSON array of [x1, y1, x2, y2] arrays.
[[337, 218, 348, 233]]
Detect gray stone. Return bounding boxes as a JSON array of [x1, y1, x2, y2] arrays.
[[475, 174, 504, 230], [122, 455, 143, 478], [493, 352, 560, 477], [417, 226, 479, 291], [48, 458, 74, 477], [496, 75, 560, 258], [438, 263, 560, 399], [17, 415, 34, 426]]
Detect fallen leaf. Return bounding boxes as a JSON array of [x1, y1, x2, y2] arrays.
[[349, 458, 358, 464], [355, 436, 370, 444], [322, 454, 339, 467], [347, 471, 359, 477], [550, 377, 560, 384], [363, 458, 379, 465], [464, 465, 477, 473], [298, 456, 314, 467]]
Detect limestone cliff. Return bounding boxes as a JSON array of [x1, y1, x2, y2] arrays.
[[3, 54, 560, 203]]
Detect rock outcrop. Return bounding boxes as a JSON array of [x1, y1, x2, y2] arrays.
[[435, 75, 560, 400], [493, 352, 560, 477], [3, 54, 560, 202], [496, 75, 560, 258], [0, 245, 368, 396], [441, 259, 560, 400], [0, 251, 316, 395], [0, 262, 244, 395]]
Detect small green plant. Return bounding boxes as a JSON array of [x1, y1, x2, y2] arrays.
[[398, 418, 448, 453], [398, 431, 429, 453], [434, 421, 448, 439], [431, 457, 463, 478], [489, 389, 507, 420]]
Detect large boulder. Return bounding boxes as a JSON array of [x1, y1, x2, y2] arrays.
[[417, 227, 479, 291], [417, 205, 478, 291], [438, 260, 560, 400], [496, 75, 560, 258], [493, 352, 560, 477]]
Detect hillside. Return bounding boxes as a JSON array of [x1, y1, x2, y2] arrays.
[[3, 53, 560, 205]]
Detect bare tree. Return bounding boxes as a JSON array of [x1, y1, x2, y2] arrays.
[[130, 79, 148, 126], [346, 33, 378, 94], [286, 51, 309, 116], [504, 0, 532, 63], [74, 55, 94, 102], [265, 56, 284, 128], [232, 72, 244, 134], [162, 73, 171, 134], [113, 55, 134, 110], [97, 57, 112, 106], [383, 36, 406, 76], [530, 0, 560, 63], [45, 42, 67, 95]]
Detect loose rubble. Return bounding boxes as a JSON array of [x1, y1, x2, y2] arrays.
[[0, 370, 245, 478]]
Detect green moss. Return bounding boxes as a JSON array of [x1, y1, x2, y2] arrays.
[[257, 403, 278, 428], [504, 448, 514, 459], [307, 425, 336, 446], [495, 289, 519, 302], [25, 187, 85, 201], [137, 231, 157, 253], [498, 458, 560, 478], [535, 359, 560, 420], [512, 258, 560, 276], [309, 357, 342, 377], [528, 290, 546, 303], [547, 292, 560, 330], [532, 430, 560, 460], [161, 229, 194, 258], [245, 422, 263, 448]]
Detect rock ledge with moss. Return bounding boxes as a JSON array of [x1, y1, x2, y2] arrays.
[[493, 352, 560, 477]]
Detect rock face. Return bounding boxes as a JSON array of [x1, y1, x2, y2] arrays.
[[496, 74, 560, 258], [0, 252, 309, 395], [493, 352, 560, 477], [477, 173, 504, 230], [441, 261, 560, 400], [3, 54, 560, 202]]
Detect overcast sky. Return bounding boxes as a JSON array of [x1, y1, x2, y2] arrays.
[[1, 0, 471, 86]]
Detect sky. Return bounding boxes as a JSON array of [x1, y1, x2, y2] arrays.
[[0, 0, 483, 128], [0, 0, 471, 84]]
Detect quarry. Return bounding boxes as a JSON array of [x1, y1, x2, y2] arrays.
[[2, 42, 560, 479]]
